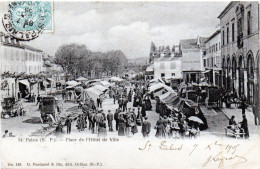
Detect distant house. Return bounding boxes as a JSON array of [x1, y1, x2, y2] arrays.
[[180, 36, 207, 83]]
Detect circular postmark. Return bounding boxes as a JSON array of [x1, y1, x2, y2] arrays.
[[2, 1, 53, 41]]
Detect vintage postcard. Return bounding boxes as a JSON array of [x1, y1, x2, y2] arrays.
[[0, 1, 259, 169]]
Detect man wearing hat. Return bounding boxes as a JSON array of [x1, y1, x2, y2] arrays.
[[65, 117, 72, 134], [142, 117, 151, 138], [107, 110, 114, 132], [114, 109, 120, 131], [95, 110, 104, 132]]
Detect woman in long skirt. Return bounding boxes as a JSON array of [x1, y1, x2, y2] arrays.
[[155, 117, 166, 138], [118, 115, 126, 136], [97, 120, 107, 138]]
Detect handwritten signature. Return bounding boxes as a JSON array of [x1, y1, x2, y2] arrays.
[[202, 151, 247, 168]]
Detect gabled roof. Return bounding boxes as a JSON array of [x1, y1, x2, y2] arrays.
[[205, 30, 221, 43], [180, 37, 207, 50], [217, 2, 236, 19], [23, 44, 43, 53]]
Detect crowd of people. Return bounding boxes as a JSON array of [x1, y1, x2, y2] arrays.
[[55, 80, 250, 140], [58, 81, 154, 138]]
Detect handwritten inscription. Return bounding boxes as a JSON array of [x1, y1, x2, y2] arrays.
[[138, 140, 247, 168]]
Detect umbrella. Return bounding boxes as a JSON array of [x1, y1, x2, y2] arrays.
[[188, 116, 204, 124]]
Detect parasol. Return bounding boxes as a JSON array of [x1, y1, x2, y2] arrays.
[[188, 116, 204, 124]]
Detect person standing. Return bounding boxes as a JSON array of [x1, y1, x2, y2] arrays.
[[118, 114, 126, 136], [131, 109, 138, 135], [141, 103, 146, 118], [107, 110, 114, 132], [97, 96, 101, 108], [113, 94, 116, 104], [155, 116, 166, 138], [65, 117, 72, 134], [240, 95, 247, 115], [99, 95, 103, 108], [142, 117, 151, 138], [97, 119, 107, 138], [36, 94, 40, 105], [114, 109, 119, 131], [240, 115, 249, 138]]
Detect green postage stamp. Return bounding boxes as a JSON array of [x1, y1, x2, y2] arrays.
[[2, 1, 53, 41]]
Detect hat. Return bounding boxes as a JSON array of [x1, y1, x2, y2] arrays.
[[5, 130, 8, 133], [108, 110, 111, 112], [144, 117, 148, 120]]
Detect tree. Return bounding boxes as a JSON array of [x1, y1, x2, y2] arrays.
[[54, 43, 90, 78]]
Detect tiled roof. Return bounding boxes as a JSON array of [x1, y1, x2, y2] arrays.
[[180, 37, 207, 49]]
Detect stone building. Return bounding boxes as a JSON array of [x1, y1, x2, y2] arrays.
[[148, 42, 182, 86], [218, 1, 260, 106], [0, 32, 43, 75], [179, 36, 207, 83], [203, 30, 222, 86], [0, 32, 44, 98]]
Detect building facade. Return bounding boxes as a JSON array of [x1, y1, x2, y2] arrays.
[[0, 32, 44, 99], [149, 42, 182, 82], [180, 36, 207, 83], [153, 55, 182, 80], [218, 1, 260, 106], [203, 30, 222, 86], [0, 32, 43, 75]]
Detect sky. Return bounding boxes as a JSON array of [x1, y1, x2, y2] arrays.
[[0, 1, 229, 59]]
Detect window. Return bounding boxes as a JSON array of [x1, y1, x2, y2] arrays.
[[204, 59, 206, 67], [171, 73, 175, 76], [10, 49, 13, 60], [203, 51, 206, 56], [4, 48, 7, 59], [25, 52, 28, 61], [16, 50, 19, 60], [216, 44, 218, 51], [227, 26, 229, 44], [222, 30, 225, 46], [219, 42, 221, 50], [161, 73, 165, 78], [232, 23, 235, 42], [170, 62, 176, 69], [247, 11, 251, 35], [160, 63, 165, 69], [237, 17, 243, 35]]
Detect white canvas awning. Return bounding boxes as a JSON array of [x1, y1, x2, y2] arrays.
[[76, 77, 88, 81], [109, 76, 124, 82], [66, 80, 79, 87], [19, 79, 30, 88], [93, 85, 108, 92]]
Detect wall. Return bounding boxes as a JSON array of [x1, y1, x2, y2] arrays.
[[154, 58, 182, 80], [182, 49, 203, 71]]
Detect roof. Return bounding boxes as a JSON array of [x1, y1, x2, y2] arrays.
[[217, 2, 236, 19], [146, 64, 154, 72], [180, 37, 207, 50], [205, 30, 221, 43], [154, 56, 181, 62], [23, 44, 43, 53]]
